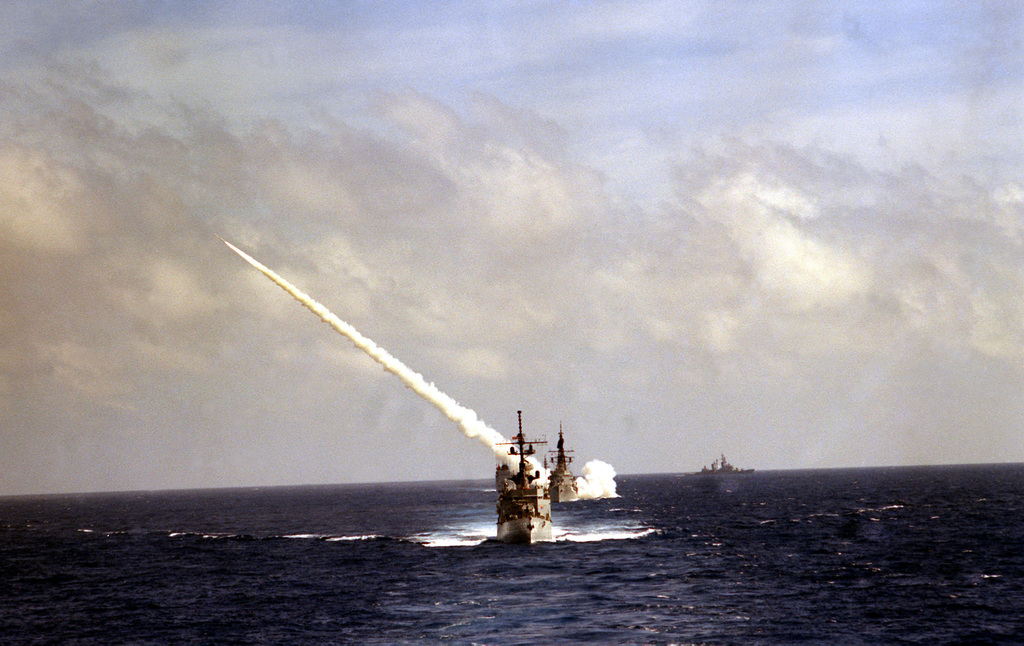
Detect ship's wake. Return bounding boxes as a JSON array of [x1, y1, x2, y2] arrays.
[[409, 521, 653, 547], [553, 526, 655, 543], [81, 524, 652, 547]]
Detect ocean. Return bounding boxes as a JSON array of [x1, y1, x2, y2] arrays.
[[2, 464, 1023, 644]]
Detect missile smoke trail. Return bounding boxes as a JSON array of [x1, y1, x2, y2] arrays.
[[220, 237, 538, 472], [220, 236, 616, 498]]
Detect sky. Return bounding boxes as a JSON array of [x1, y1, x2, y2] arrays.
[[2, 1, 1023, 495]]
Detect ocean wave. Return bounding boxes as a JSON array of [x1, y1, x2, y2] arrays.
[[324, 534, 386, 542], [416, 535, 489, 548], [555, 527, 656, 543]]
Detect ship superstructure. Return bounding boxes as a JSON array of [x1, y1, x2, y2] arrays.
[[548, 424, 579, 503], [495, 411, 552, 543], [495, 463, 513, 491]]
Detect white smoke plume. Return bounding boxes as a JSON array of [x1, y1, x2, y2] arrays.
[[220, 237, 553, 477], [575, 460, 618, 499]]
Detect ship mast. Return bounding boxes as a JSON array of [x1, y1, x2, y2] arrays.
[[503, 410, 545, 488], [553, 422, 573, 470], [515, 410, 531, 486]]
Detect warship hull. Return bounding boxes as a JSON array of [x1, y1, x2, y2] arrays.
[[496, 515, 553, 543], [496, 485, 552, 544], [549, 473, 578, 502]]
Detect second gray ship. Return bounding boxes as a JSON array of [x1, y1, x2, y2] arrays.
[[547, 424, 579, 502]]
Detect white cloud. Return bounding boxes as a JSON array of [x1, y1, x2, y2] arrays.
[[39, 341, 132, 411], [449, 347, 510, 380], [2, 2, 1024, 493], [0, 146, 88, 253], [144, 259, 220, 320], [258, 157, 359, 218], [758, 219, 870, 309], [699, 171, 870, 311], [700, 310, 741, 353], [750, 178, 818, 220]]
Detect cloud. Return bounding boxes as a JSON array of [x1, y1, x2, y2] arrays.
[[665, 138, 1024, 380], [0, 145, 89, 253], [449, 347, 510, 380], [141, 258, 221, 320], [38, 341, 132, 412], [2, 3, 1024, 493], [691, 166, 871, 313]]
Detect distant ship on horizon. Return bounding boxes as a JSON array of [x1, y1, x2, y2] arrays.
[[688, 454, 754, 476]]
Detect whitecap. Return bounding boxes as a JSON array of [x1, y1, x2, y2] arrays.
[[412, 524, 494, 548], [418, 536, 489, 548], [556, 527, 655, 543]]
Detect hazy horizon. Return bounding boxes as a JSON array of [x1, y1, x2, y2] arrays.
[[9, 461, 1024, 500]]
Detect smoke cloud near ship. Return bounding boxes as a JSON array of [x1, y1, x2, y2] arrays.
[[221, 237, 615, 495], [576, 460, 617, 499]]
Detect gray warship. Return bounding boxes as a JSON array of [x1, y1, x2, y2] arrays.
[[547, 425, 579, 502], [689, 453, 754, 476], [495, 411, 552, 544]]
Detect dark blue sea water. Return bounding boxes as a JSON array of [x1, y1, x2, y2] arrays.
[[3, 464, 1024, 644]]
